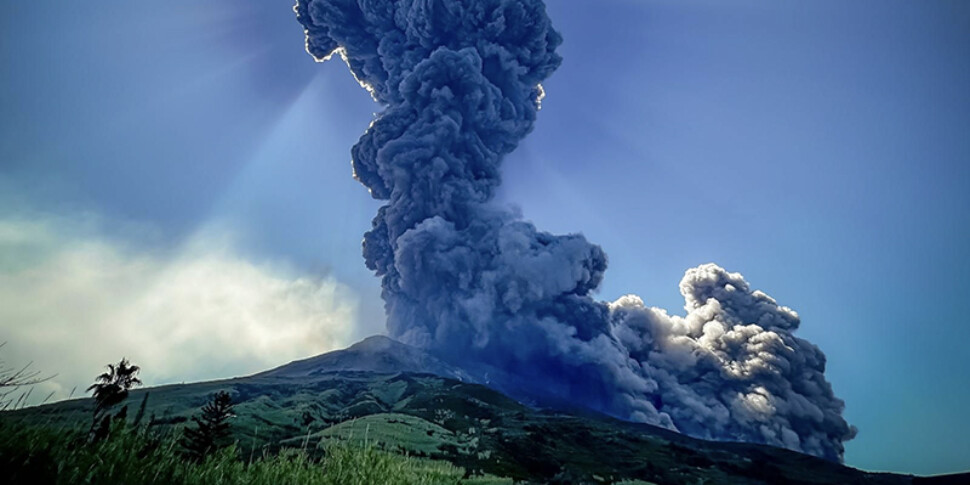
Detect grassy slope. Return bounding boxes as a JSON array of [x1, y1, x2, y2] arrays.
[[0, 420, 514, 485], [2, 370, 918, 484]]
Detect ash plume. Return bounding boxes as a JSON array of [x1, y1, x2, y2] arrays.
[[295, 0, 856, 461]]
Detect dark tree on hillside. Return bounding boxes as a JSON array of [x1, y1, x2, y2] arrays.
[[87, 358, 142, 417], [86, 358, 141, 442], [181, 391, 235, 461]]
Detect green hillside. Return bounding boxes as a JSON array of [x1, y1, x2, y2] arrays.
[[1, 369, 931, 484]]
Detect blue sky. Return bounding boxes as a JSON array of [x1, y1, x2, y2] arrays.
[[1, 0, 968, 475]]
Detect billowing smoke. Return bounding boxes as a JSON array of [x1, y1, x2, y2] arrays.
[[295, 0, 856, 461]]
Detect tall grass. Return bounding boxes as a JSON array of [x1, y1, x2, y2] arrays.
[[0, 420, 510, 485]]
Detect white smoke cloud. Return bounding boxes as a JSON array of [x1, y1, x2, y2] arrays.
[[0, 213, 357, 405], [609, 264, 856, 459]]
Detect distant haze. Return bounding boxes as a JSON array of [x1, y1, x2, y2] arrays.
[[0, 214, 355, 403]]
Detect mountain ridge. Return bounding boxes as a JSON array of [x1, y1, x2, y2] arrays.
[[4, 337, 968, 484], [255, 335, 474, 382]]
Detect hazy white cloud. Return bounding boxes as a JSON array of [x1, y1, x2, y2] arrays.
[[0, 213, 358, 405]]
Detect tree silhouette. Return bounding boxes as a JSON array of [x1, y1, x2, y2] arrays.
[[181, 391, 235, 461], [87, 358, 142, 416], [86, 358, 141, 441]]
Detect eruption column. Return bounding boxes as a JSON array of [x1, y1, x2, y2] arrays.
[[296, 0, 855, 461]]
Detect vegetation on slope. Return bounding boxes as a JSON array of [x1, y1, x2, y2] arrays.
[[0, 419, 513, 485], [3, 370, 917, 484]]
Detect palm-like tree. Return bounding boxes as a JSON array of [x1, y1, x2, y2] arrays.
[[87, 358, 142, 419]]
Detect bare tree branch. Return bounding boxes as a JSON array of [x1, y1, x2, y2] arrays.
[[0, 341, 56, 409]]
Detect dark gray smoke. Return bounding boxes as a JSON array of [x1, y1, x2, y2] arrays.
[[295, 0, 856, 461]]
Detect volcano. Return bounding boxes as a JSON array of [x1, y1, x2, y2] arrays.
[[5, 336, 966, 484]]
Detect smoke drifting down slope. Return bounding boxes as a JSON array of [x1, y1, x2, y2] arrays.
[[295, 0, 856, 461]]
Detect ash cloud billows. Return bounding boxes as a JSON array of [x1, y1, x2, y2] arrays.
[[296, 0, 856, 461]]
